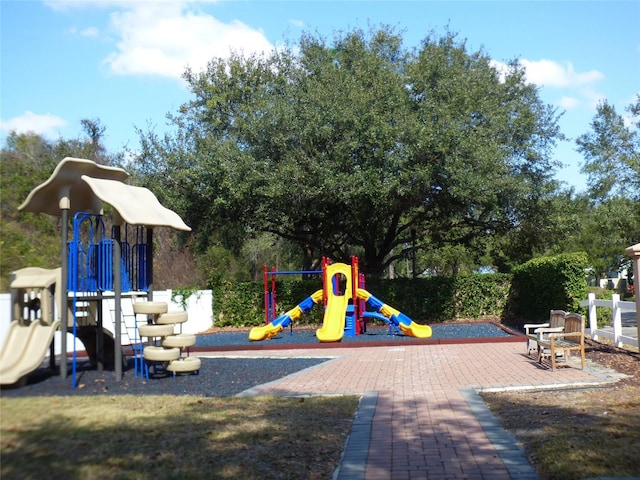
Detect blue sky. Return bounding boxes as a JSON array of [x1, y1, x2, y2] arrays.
[[1, 1, 639, 192]]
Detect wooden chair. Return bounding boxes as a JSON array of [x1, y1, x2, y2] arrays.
[[537, 313, 585, 371], [524, 310, 566, 356]]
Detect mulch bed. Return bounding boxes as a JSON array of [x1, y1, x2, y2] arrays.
[[583, 338, 640, 385], [0, 357, 332, 398]]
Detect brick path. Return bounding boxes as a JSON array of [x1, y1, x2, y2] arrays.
[[205, 342, 623, 480]]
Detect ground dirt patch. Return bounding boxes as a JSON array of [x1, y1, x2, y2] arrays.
[[482, 339, 640, 480]]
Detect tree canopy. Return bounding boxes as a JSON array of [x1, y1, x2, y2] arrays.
[[577, 95, 640, 202], [2, 30, 636, 289], [572, 96, 640, 279], [136, 27, 565, 276]]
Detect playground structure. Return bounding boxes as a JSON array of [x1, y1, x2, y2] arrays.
[[133, 302, 201, 379], [0, 268, 61, 385], [0, 157, 194, 387], [249, 257, 432, 342]]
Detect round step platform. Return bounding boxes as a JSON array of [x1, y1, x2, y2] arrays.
[[167, 357, 201, 374], [162, 333, 196, 348], [143, 346, 180, 362], [138, 324, 174, 338], [156, 311, 188, 325], [133, 302, 168, 315]]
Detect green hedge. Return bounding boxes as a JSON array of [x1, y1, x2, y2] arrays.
[[212, 273, 512, 327], [364, 274, 512, 322], [212, 253, 589, 329], [509, 252, 589, 325]]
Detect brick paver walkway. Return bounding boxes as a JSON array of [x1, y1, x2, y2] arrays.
[[204, 342, 624, 479]]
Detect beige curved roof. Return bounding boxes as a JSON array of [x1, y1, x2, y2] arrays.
[[10, 267, 60, 289], [19, 157, 130, 216], [81, 176, 190, 231], [19, 157, 190, 231]]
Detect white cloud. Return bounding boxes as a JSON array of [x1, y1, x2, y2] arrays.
[[0, 111, 67, 137], [577, 86, 607, 109], [290, 19, 305, 28], [491, 58, 606, 111], [68, 26, 100, 37], [489, 59, 509, 83], [491, 58, 604, 90], [520, 59, 603, 88], [558, 96, 580, 109], [101, 2, 274, 79]]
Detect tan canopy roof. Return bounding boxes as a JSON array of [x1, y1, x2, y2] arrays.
[[10, 267, 60, 289], [19, 157, 191, 231], [82, 176, 190, 231], [19, 157, 129, 216]]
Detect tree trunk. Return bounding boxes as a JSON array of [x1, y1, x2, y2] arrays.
[[302, 245, 314, 280]]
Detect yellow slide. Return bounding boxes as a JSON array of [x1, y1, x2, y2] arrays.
[[0, 320, 61, 385], [398, 321, 433, 338], [249, 290, 324, 341], [316, 263, 352, 342], [315, 291, 349, 342], [249, 321, 285, 341]]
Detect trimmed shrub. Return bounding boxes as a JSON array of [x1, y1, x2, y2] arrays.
[[212, 273, 512, 327], [509, 252, 588, 325], [212, 254, 588, 328], [213, 279, 323, 327]]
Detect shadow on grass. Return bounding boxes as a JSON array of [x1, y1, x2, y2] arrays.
[[480, 386, 640, 480], [1, 395, 358, 480]]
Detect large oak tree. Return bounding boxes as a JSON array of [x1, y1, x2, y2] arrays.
[[136, 28, 564, 276]]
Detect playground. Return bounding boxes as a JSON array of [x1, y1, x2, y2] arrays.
[[249, 257, 433, 343], [0, 157, 197, 388], [3, 162, 638, 479], [0, 156, 520, 391], [0, 157, 442, 389]]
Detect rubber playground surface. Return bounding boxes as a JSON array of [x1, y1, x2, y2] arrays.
[[192, 321, 522, 352]]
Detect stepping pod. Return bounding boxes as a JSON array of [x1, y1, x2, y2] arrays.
[[133, 301, 200, 378]]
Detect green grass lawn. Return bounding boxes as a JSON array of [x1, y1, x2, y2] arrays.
[[1, 395, 359, 480]]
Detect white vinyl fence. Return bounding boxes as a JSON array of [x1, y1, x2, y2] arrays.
[[0, 290, 213, 354], [580, 293, 638, 348]]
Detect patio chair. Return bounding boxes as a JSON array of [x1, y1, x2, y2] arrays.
[[524, 310, 566, 356], [537, 313, 585, 371]]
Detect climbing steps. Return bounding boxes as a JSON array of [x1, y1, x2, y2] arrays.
[[133, 301, 200, 379]]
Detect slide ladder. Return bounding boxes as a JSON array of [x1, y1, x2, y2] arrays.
[[106, 296, 138, 347]]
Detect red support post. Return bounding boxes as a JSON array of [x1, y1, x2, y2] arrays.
[[263, 265, 269, 324], [271, 266, 277, 323], [322, 257, 329, 306], [351, 256, 360, 335], [359, 270, 366, 333]]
